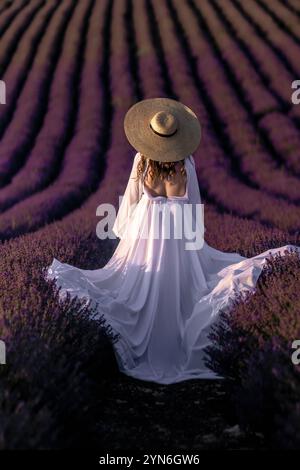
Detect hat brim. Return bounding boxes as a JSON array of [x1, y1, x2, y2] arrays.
[[124, 98, 201, 162]]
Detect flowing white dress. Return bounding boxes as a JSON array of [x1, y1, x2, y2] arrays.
[[46, 152, 300, 384]]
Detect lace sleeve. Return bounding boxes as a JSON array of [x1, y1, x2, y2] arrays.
[[112, 152, 143, 239]]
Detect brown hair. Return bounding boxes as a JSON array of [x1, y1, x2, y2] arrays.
[[135, 153, 187, 182]]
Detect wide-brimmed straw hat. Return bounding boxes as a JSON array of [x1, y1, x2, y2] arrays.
[[124, 98, 201, 162]]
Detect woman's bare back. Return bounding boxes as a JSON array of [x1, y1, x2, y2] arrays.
[[143, 161, 187, 198]]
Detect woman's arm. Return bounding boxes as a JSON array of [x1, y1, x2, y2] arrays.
[[112, 152, 143, 238]]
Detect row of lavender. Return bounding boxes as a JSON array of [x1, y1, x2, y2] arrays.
[[0, 0, 299, 448], [0, 0, 299, 236]]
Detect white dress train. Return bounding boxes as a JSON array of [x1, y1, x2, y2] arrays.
[[46, 152, 300, 384]]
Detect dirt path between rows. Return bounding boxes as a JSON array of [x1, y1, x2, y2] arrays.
[[92, 375, 266, 450]]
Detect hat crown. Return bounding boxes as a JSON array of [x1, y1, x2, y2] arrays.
[[150, 111, 178, 137]]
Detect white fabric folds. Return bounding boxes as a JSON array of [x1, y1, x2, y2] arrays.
[[46, 152, 300, 384]]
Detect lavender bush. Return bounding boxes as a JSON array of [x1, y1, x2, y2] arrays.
[[0, 273, 119, 449], [205, 249, 300, 448]]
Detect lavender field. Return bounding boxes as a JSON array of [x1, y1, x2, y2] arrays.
[[0, 0, 300, 450]]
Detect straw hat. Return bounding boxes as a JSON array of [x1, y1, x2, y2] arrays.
[[124, 98, 201, 162]]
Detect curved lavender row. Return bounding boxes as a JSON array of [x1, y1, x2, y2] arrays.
[[259, 111, 300, 176], [215, 0, 300, 174], [0, 0, 76, 184], [149, 0, 300, 233], [225, 0, 300, 123], [131, 0, 291, 252], [0, 0, 28, 38], [134, 2, 278, 239], [135, 0, 251, 230], [197, 0, 300, 183], [235, 0, 300, 80], [0, 0, 298, 237], [133, 0, 165, 98], [0, 0, 111, 239], [0, 0, 44, 74], [177, 0, 300, 203], [215, 0, 294, 107], [0, 0, 25, 19], [287, 0, 300, 14], [0, 0, 21, 18], [0, 0, 295, 237], [0, 0, 60, 138], [0, 0, 100, 212], [72, 0, 286, 250], [210, 0, 278, 116], [134, 2, 270, 237], [0, 0, 147, 247], [259, 0, 300, 42]]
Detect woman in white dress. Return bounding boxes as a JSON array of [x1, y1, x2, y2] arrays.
[[46, 98, 300, 385]]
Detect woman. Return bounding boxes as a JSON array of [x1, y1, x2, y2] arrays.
[[46, 98, 300, 384]]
